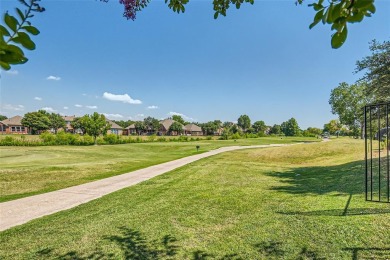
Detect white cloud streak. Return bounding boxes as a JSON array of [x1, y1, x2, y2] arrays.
[[86, 105, 98, 109], [103, 113, 124, 119], [41, 107, 57, 112], [46, 75, 61, 81], [168, 112, 195, 122], [147, 105, 159, 110], [102, 92, 142, 104], [63, 106, 69, 110], [34, 97, 42, 101], [75, 104, 83, 108], [2, 104, 24, 111]]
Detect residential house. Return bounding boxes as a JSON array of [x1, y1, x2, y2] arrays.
[[184, 123, 203, 136], [124, 124, 136, 135], [0, 116, 28, 134], [63, 115, 76, 133], [107, 120, 123, 135], [158, 118, 185, 136]]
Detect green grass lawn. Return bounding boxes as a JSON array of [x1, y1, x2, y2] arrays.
[[1, 138, 389, 259], [0, 136, 314, 202]]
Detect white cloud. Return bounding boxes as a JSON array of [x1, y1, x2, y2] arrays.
[[34, 97, 42, 101], [168, 112, 195, 121], [2, 104, 24, 111], [41, 107, 57, 112], [46, 75, 61, 81], [147, 105, 159, 110], [6, 70, 18, 75], [82, 93, 87, 96], [63, 106, 69, 110], [137, 114, 144, 117], [75, 104, 83, 108], [86, 105, 98, 109], [102, 92, 142, 104], [103, 113, 124, 119]]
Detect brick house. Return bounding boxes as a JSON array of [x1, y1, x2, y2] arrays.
[[0, 116, 28, 134]]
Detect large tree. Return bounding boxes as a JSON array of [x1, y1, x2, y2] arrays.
[[237, 115, 251, 133], [21, 110, 51, 134], [323, 119, 342, 135], [134, 121, 146, 135], [252, 120, 267, 135], [355, 40, 390, 102], [172, 115, 186, 125], [143, 116, 159, 133], [329, 82, 374, 138], [281, 118, 300, 136], [269, 124, 282, 135], [169, 121, 184, 135], [83, 112, 111, 144], [0, 115, 7, 121], [49, 113, 66, 134]]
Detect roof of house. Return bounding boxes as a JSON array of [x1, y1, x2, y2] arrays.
[[160, 119, 176, 131], [0, 115, 23, 126], [184, 123, 202, 132], [125, 124, 136, 129], [107, 120, 123, 129], [62, 115, 76, 122]]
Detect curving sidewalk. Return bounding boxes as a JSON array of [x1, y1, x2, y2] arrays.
[[0, 144, 290, 231]]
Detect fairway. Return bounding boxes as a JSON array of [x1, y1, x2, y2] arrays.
[[1, 138, 389, 259], [0, 137, 313, 202]]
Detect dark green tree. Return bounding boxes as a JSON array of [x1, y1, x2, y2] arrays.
[[329, 81, 373, 138], [21, 110, 51, 134], [134, 121, 145, 135], [237, 115, 251, 133], [270, 124, 282, 135], [0, 115, 7, 121], [169, 121, 184, 135], [323, 119, 342, 135], [281, 118, 300, 136], [252, 120, 267, 136], [172, 115, 186, 125], [49, 113, 66, 134], [71, 117, 88, 134], [355, 40, 390, 102], [143, 116, 160, 133], [84, 112, 111, 144]]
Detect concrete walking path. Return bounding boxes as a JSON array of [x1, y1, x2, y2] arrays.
[[0, 144, 289, 231]]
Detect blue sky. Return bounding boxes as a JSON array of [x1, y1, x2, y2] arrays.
[[1, 0, 389, 128]]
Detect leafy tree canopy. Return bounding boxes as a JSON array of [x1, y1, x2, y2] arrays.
[[49, 113, 66, 134], [21, 110, 51, 134], [269, 124, 282, 135], [169, 121, 184, 134], [329, 81, 374, 137], [172, 115, 186, 125], [0, 115, 7, 121], [252, 120, 267, 135], [143, 116, 160, 132], [323, 119, 342, 135], [355, 40, 390, 102], [83, 112, 111, 144], [281, 118, 300, 136], [237, 115, 251, 132]]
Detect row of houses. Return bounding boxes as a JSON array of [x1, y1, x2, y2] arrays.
[[0, 116, 204, 136]]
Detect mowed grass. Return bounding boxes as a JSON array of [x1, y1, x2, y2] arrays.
[[0, 136, 314, 202], [1, 138, 389, 259]]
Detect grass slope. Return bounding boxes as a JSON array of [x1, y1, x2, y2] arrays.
[[1, 138, 389, 259], [0, 137, 313, 202]]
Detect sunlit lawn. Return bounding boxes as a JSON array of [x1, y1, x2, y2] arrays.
[[0, 136, 314, 202], [1, 138, 389, 259]]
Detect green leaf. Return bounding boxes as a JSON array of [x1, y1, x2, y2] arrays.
[[309, 9, 324, 29], [331, 26, 348, 49], [324, 4, 334, 24], [366, 3, 376, 13], [347, 11, 364, 23], [331, 2, 343, 22], [0, 25, 10, 36], [4, 13, 19, 33], [0, 60, 11, 70], [353, 0, 374, 9], [13, 32, 35, 50], [214, 12, 219, 19], [16, 8, 25, 21], [23, 25, 40, 35]]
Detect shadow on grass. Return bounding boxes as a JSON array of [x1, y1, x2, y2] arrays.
[[32, 228, 343, 260], [267, 160, 366, 196], [343, 247, 390, 260]]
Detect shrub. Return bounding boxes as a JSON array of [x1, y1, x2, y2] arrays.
[[148, 134, 157, 142], [231, 133, 241, 140], [157, 137, 167, 142], [40, 132, 56, 143], [206, 136, 213, 140], [103, 134, 120, 144], [178, 136, 188, 142]]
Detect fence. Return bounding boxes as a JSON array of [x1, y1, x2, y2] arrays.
[[364, 102, 390, 203]]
